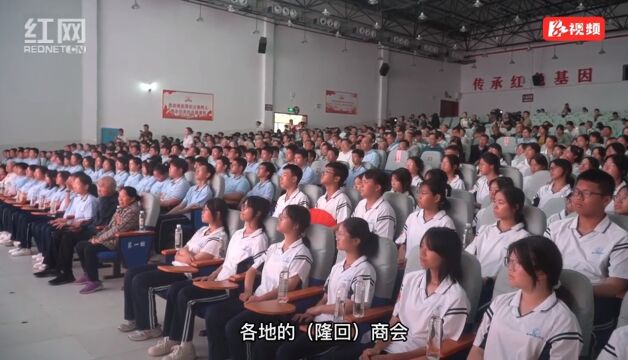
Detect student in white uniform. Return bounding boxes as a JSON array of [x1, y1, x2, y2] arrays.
[[360, 227, 470, 359], [598, 325, 628, 360], [136, 161, 157, 194], [396, 178, 455, 273], [406, 156, 425, 187], [119, 199, 229, 340], [254, 217, 377, 359], [467, 186, 530, 308], [113, 158, 130, 190], [534, 158, 573, 208], [352, 169, 396, 240], [545, 169, 628, 342], [613, 186, 628, 215], [272, 164, 310, 217], [602, 154, 627, 213], [316, 161, 353, 223], [546, 192, 576, 225], [469, 236, 583, 360], [216, 205, 314, 360], [123, 157, 143, 190], [246, 161, 276, 202], [472, 153, 501, 206], [440, 154, 466, 190], [142, 196, 270, 359], [389, 168, 416, 207]]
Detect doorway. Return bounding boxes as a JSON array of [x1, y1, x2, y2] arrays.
[[273, 113, 308, 132], [440, 100, 459, 118]]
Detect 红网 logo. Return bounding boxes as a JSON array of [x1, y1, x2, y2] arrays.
[[24, 18, 87, 54]]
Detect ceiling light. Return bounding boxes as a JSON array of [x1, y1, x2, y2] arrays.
[[552, 46, 558, 60], [368, 0, 378, 4], [301, 31, 308, 44], [374, 21, 381, 30], [335, 30, 341, 38], [196, 5, 203, 22], [416, 33, 422, 40], [514, 15, 521, 23], [287, 19, 293, 27], [577, 2, 585, 11], [322, 8, 330, 16], [460, 25, 467, 33], [253, 20, 260, 34], [418, 12, 427, 21], [131, 0, 140, 10], [471, 62, 477, 69], [227, 5, 235, 12], [342, 40, 348, 52], [509, 52, 515, 64], [599, 42, 606, 55], [452, 43, 458, 50], [473, 0, 483, 8], [526, 44, 532, 52]]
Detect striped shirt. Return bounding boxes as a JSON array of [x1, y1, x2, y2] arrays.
[[352, 196, 396, 240], [316, 189, 353, 223]]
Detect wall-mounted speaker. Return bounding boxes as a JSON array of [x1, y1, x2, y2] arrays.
[[379, 62, 390, 76], [623, 65, 628, 81], [258, 37, 267, 54]]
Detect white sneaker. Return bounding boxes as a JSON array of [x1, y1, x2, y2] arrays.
[[34, 258, 44, 265], [0, 232, 10, 240], [1, 238, 13, 246], [161, 342, 195, 360], [12, 241, 20, 247], [11, 248, 32, 256], [0, 231, 9, 236], [117, 320, 137, 333], [32, 253, 43, 260], [128, 326, 162, 341], [148, 337, 178, 357], [34, 264, 47, 271], [8, 248, 20, 254]]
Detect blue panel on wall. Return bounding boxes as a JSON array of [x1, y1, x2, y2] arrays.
[[101, 128, 118, 144]]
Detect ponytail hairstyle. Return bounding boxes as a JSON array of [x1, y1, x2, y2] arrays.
[[496, 186, 526, 226], [282, 205, 312, 248], [550, 158, 574, 187], [341, 217, 379, 257], [241, 196, 271, 231], [421, 227, 463, 284], [204, 198, 230, 238], [506, 236, 572, 307], [442, 154, 464, 180], [419, 178, 451, 211]]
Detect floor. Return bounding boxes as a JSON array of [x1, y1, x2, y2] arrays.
[[0, 247, 210, 359]]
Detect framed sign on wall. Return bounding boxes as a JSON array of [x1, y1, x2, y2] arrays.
[[162, 90, 214, 121]]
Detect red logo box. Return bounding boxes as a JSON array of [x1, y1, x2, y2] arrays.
[[543, 17, 605, 42]]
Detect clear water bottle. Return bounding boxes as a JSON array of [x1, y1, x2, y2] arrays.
[[462, 222, 473, 246], [38, 195, 45, 210], [334, 284, 347, 322], [352, 279, 366, 318], [30, 195, 36, 207], [174, 224, 183, 249], [50, 199, 58, 214], [426, 313, 444, 360], [138, 210, 146, 231], [277, 267, 289, 303]]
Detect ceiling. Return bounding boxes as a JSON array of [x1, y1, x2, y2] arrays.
[[184, 0, 628, 62]]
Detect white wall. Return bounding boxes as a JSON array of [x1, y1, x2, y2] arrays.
[[387, 52, 460, 117], [460, 36, 628, 116], [0, 0, 82, 148]]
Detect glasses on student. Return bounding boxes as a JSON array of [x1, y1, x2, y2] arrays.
[[503, 256, 521, 269], [571, 188, 606, 200]]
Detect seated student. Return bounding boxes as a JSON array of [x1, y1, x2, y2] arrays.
[[82, 157, 97, 182], [74, 186, 140, 294], [515, 143, 541, 177], [440, 154, 466, 190], [389, 168, 415, 205], [547, 192, 575, 225], [346, 149, 367, 188], [360, 227, 470, 360], [158, 158, 190, 211], [67, 153, 84, 173], [213, 155, 230, 179], [252, 217, 377, 360], [316, 161, 352, 224], [561, 145, 584, 176], [487, 143, 508, 167], [293, 148, 318, 185], [396, 178, 455, 273], [472, 153, 501, 205], [272, 164, 310, 217], [149, 164, 169, 197], [113, 157, 130, 189], [598, 324, 628, 360], [576, 134, 592, 156], [468, 236, 583, 359], [424, 132, 444, 154], [98, 158, 116, 181], [533, 158, 573, 208], [206, 205, 313, 360], [352, 169, 396, 240], [124, 157, 143, 190], [141, 197, 269, 359], [546, 170, 628, 338], [243, 149, 259, 174], [579, 156, 600, 174], [614, 185, 628, 215], [223, 157, 251, 207], [39, 173, 99, 284], [467, 186, 530, 305], [246, 161, 275, 202], [361, 135, 381, 169], [136, 161, 157, 194], [118, 199, 229, 338], [528, 153, 548, 175], [602, 154, 627, 213], [406, 156, 425, 187]]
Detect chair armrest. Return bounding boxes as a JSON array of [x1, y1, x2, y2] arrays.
[[116, 230, 155, 238], [190, 258, 223, 268], [439, 332, 476, 358], [161, 249, 178, 256], [95, 225, 105, 231], [229, 273, 246, 283], [345, 305, 394, 324], [286, 286, 325, 303], [31, 212, 52, 216]]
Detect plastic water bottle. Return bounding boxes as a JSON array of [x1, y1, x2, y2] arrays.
[[462, 223, 473, 246], [352, 279, 366, 318], [175, 224, 183, 249], [426, 313, 444, 360], [277, 267, 289, 303], [38, 195, 45, 210], [334, 285, 347, 322], [50, 199, 57, 214], [138, 210, 146, 231], [30, 195, 36, 207]]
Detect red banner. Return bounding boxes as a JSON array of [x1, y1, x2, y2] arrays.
[[162, 90, 214, 121], [325, 90, 358, 115]]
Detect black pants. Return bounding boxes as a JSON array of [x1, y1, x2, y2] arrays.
[[56, 229, 91, 274], [75, 241, 111, 282], [123, 264, 187, 330], [163, 280, 233, 342], [253, 332, 345, 360], [205, 300, 250, 360], [154, 214, 191, 252]]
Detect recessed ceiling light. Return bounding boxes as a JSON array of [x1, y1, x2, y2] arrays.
[[473, 0, 483, 8], [418, 12, 427, 21]]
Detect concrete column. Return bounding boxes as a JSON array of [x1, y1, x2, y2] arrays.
[[81, 0, 98, 143]]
